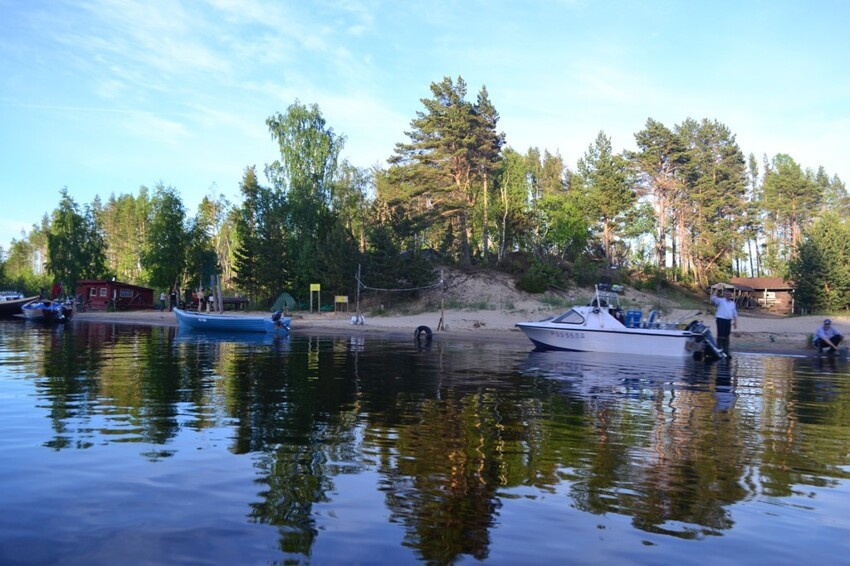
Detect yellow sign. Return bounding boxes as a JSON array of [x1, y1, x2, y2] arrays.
[[334, 295, 348, 303], [310, 283, 321, 292]]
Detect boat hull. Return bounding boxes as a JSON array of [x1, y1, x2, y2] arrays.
[[515, 322, 695, 357], [0, 295, 39, 317], [174, 308, 290, 333], [20, 300, 74, 323]]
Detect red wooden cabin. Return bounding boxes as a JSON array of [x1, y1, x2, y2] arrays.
[[75, 280, 155, 311]]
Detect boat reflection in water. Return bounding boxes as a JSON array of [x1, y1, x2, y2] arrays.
[[520, 350, 696, 397], [174, 327, 291, 348], [520, 348, 742, 417]]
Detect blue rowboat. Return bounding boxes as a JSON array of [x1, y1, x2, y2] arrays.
[[20, 299, 74, 323], [174, 308, 290, 333]]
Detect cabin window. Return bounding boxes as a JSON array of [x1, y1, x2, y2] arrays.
[[552, 309, 585, 325], [89, 288, 97, 298], [99, 288, 107, 297], [119, 289, 133, 298]]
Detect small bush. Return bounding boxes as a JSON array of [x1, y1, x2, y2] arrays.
[[572, 257, 601, 287], [517, 261, 564, 293]]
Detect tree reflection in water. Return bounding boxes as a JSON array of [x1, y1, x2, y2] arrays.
[[16, 321, 850, 563]]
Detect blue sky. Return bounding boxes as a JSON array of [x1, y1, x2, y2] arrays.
[[2, 0, 848, 255]]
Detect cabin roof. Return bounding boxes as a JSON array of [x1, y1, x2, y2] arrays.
[[76, 280, 153, 292], [730, 277, 794, 290]]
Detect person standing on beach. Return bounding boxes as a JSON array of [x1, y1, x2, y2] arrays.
[[169, 288, 177, 311], [160, 291, 166, 311], [814, 319, 842, 354], [711, 287, 738, 355]]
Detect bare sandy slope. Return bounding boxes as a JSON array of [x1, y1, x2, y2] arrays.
[[73, 306, 850, 355]]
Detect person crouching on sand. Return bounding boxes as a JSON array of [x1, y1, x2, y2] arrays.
[[814, 319, 843, 354]]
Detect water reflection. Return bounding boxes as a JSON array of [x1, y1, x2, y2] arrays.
[[2, 319, 850, 563]]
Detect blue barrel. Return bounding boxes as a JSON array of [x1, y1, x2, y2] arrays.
[[625, 310, 642, 328]]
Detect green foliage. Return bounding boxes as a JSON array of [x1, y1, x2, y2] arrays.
[[632, 264, 668, 292], [195, 192, 235, 289], [762, 153, 822, 269], [314, 212, 360, 295], [262, 101, 355, 301], [233, 167, 290, 304], [675, 118, 748, 286], [141, 184, 188, 290], [538, 191, 588, 260], [572, 256, 601, 287], [47, 188, 107, 292], [517, 260, 564, 293], [575, 131, 636, 262], [100, 190, 149, 283], [7, 94, 848, 316], [630, 118, 685, 267], [362, 224, 436, 291], [788, 213, 850, 312], [184, 217, 218, 291], [2, 227, 52, 295], [384, 76, 503, 266], [492, 148, 535, 258]]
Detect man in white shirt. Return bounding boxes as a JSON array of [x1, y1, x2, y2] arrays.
[[710, 287, 738, 355]]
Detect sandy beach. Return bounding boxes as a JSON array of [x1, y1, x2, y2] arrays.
[[72, 306, 850, 355]]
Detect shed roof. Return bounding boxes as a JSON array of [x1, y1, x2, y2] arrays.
[[730, 277, 793, 290], [76, 280, 153, 292], [710, 282, 755, 292]]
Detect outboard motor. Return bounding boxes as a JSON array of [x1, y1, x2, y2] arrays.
[[270, 310, 288, 329], [687, 320, 727, 360]]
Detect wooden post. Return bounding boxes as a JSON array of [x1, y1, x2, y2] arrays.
[[437, 270, 445, 331], [215, 274, 224, 313], [356, 264, 361, 317]]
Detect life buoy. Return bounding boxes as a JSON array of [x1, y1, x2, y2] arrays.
[[414, 325, 433, 340]]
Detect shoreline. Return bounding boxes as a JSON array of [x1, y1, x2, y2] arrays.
[[70, 308, 850, 357]]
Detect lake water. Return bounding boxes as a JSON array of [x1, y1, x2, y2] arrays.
[[2, 319, 850, 565]]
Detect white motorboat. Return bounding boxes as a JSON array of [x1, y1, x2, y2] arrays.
[[515, 284, 725, 359]]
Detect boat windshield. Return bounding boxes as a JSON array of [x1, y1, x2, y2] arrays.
[[552, 309, 585, 324]]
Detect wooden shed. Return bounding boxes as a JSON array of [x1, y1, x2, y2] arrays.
[[75, 280, 155, 311], [730, 277, 795, 314]]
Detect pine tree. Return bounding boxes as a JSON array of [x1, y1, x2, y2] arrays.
[[388, 76, 488, 266], [47, 188, 107, 293], [575, 131, 636, 263]]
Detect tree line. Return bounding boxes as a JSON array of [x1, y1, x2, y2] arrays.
[[1, 75, 848, 313]]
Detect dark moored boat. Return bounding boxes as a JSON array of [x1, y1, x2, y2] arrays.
[[0, 292, 39, 317]]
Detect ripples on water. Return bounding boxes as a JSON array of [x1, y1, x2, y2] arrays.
[[1, 319, 850, 564]]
